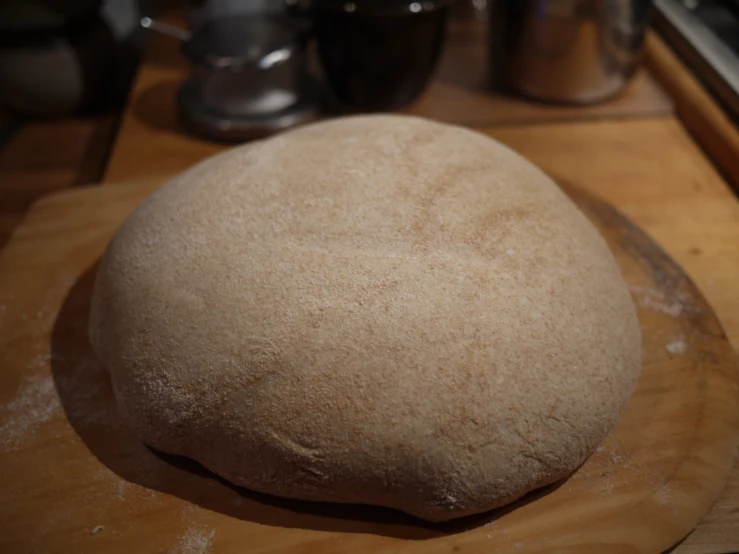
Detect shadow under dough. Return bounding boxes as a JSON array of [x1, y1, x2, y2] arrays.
[[50, 262, 565, 539]]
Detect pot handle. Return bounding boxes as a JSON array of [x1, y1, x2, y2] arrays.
[[140, 17, 192, 41]]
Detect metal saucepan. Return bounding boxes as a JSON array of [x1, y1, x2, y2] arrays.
[[141, 14, 311, 118]]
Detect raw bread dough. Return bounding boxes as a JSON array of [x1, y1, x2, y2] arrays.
[[89, 115, 641, 521]]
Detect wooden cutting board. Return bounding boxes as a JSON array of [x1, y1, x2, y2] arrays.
[[0, 177, 737, 554]]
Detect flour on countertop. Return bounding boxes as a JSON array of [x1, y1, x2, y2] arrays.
[[569, 441, 663, 498], [0, 272, 88, 451], [665, 339, 688, 356], [0, 371, 61, 450], [629, 285, 684, 317], [115, 479, 130, 500], [174, 528, 216, 554]]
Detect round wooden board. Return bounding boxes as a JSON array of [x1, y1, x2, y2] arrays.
[[0, 180, 737, 554]]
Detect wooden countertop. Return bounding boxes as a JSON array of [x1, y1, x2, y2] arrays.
[[29, 9, 739, 554], [0, 115, 116, 251]]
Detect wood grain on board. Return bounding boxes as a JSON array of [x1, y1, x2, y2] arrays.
[[0, 175, 736, 553]]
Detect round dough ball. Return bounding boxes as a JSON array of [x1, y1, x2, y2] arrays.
[[89, 115, 641, 521]]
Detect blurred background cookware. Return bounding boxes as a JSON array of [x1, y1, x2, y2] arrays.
[[312, 0, 454, 110], [490, 0, 654, 104], [185, 0, 290, 30], [0, 0, 143, 117], [0, 0, 672, 122], [142, 10, 319, 141], [0, 0, 117, 117]]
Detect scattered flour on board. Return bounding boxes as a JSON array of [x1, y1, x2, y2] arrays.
[[654, 486, 674, 506], [0, 272, 81, 451], [665, 338, 688, 356], [115, 479, 130, 500], [0, 371, 61, 450], [629, 285, 685, 317], [654, 485, 689, 521], [570, 441, 664, 498], [174, 528, 216, 554]]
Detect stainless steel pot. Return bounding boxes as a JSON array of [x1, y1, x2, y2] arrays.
[[141, 13, 318, 141], [181, 14, 309, 117], [492, 0, 654, 104]]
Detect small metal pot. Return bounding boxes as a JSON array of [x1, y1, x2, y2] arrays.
[[491, 0, 654, 104], [180, 14, 311, 117], [312, 0, 454, 110]]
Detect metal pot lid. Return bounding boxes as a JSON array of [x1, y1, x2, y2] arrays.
[[312, 0, 456, 16], [181, 14, 309, 69]]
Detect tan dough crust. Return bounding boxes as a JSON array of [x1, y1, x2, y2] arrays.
[[89, 115, 641, 521]]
